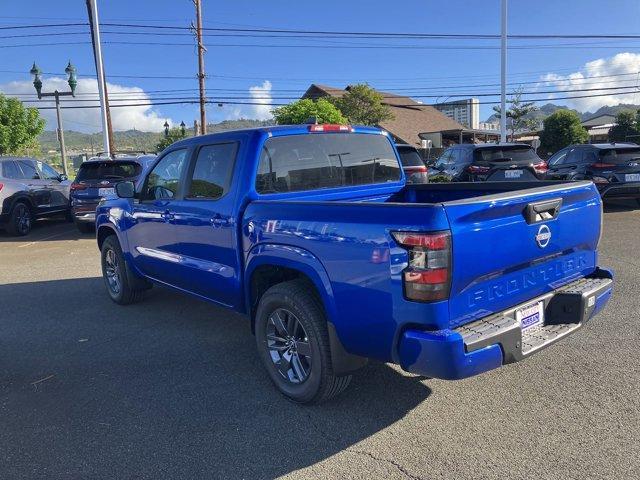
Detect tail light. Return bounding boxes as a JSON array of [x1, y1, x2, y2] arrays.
[[405, 166, 428, 174], [533, 160, 548, 174], [308, 124, 353, 133], [591, 162, 615, 169], [70, 183, 87, 192], [467, 165, 490, 175], [392, 231, 451, 302], [0, 183, 3, 192]]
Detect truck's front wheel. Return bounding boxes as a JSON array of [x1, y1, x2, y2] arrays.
[[255, 280, 352, 404]]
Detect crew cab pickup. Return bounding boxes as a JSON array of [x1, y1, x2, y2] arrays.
[[96, 125, 613, 404]]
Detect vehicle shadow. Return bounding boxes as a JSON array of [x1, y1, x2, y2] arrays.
[[603, 199, 640, 212], [0, 277, 431, 479], [0, 217, 89, 243]]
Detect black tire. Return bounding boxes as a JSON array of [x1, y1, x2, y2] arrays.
[[6, 202, 32, 236], [255, 279, 352, 404], [75, 220, 94, 234], [100, 235, 146, 305]]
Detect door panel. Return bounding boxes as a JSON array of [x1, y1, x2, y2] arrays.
[[37, 161, 69, 210], [16, 160, 50, 212], [170, 141, 240, 307]]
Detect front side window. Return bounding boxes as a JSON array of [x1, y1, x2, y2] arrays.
[[434, 150, 452, 170], [256, 133, 401, 194], [17, 160, 39, 180], [187, 142, 238, 199], [548, 148, 569, 166], [38, 162, 60, 180], [143, 149, 188, 200]]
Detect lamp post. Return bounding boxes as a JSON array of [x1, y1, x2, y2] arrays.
[[163, 120, 170, 137], [30, 61, 77, 176]]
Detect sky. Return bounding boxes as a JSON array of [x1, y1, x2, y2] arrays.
[[1, 0, 639, 133]]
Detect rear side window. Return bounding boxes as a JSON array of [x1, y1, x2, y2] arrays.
[[76, 161, 141, 181], [397, 148, 424, 167], [143, 149, 188, 200], [1, 161, 25, 180], [600, 148, 640, 164], [256, 133, 401, 194], [187, 142, 238, 199], [475, 147, 538, 162], [17, 160, 40, 180]]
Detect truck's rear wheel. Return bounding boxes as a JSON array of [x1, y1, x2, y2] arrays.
[[255, 279, 352, 404], [101, 235, 147, 305]]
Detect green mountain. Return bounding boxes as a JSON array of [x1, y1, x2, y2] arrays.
[[483, 102, 640, 123], [38, 118, 274, 156]]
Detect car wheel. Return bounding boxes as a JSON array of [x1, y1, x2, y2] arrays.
[[6, 202, 32, 236], [101, 235, 146, 305], [255, 279, 352, 404], [75, 221, 94, 234]]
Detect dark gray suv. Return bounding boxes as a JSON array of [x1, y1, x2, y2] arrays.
[[0, 157, 70, 236]]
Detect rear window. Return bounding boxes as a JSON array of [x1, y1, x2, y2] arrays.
[[599, 148, 640, 164], [76, 161, 141, 181], [475, 146, 539, 162], [397, 147, 425, 167], [256, 133, 401, 194]]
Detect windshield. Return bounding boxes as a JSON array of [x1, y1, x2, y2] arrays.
[[599, 148, 640, 165], [76, 161, 141, 181], [397, 148, 425, 167], [256, 133, 401, 194], [475, 146, 539, 162]]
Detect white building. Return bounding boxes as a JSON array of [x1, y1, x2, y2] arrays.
[[433, 98, 480, 129]]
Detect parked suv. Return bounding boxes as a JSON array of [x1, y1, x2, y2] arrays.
[[429, 143, 547, 182], [546, 143, 640, 204], [0, 157, 70, 236], [395, 144, 428, 183], [70, 154, 156, 233]]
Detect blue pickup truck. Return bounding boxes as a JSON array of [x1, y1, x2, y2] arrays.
[[96, 124, 614, 404]]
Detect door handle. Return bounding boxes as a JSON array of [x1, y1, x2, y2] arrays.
[[524, 198, 563, 224], [210, 214, 230, 227]]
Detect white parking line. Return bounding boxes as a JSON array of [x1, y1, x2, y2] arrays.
[[17, 228, 77, 248]]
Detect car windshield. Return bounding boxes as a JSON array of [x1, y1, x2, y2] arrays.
[[599, 148, 640, 165], [76, 161, 141, 181], [256, 133, 402, 194], [397, 148, 425, 167], [476, 146, 539, 162]]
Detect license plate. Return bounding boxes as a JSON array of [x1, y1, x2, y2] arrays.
[[517, 301, 544, 330], [98, 187, 115, 197], [625, 173, 640, 182], [505, 169, 523, 179]]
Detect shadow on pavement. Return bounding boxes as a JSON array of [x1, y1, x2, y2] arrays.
[[0, 217, 91, 244], [0, 277, 430, 479], [603, 199, 640, 212]]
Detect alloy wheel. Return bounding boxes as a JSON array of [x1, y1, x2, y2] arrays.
[[104, 248, 122, 295], [266, 308, 312, 384], [16, 205, 31, 235]]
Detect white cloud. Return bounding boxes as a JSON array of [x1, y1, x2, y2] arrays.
[[0, 77, 171, 132], [540, 52, 640, 112], [221, 80, 274, 121]]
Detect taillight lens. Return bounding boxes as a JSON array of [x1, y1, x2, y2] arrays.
[[467, 165, 490, 175], [533, 160, 548, 174], [0, 183, 4, 192], [393, 231, 451, 302], [70, 183, 87, 192]]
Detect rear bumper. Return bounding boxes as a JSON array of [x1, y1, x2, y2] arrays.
[[398, 268, 613, 380], [73, 212, 96, 223], [597, 182, 640, 199]]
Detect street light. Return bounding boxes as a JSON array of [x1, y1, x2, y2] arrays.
[[30, 61, 77, 176], [180, 121, 186, 136], [164, 120, 170, 137]]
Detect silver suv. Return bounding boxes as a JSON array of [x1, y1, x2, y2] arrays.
[[0, 157, 71, 236]]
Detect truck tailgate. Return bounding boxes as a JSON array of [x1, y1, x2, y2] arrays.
[[443, 181, 601, 327]]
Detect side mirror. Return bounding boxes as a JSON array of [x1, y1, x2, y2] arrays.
[[59, 174, 68, 182], [116, 181, 136, 199]]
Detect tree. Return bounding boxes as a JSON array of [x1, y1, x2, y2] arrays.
[[492, 88, 539, 141], [539, 110, 588, 154], [0, 93, 46, 155], [608, 110, 640, 143], [155, 128, 188, 152], [271, 98, 346, 125], [330, 83, 394, 126]]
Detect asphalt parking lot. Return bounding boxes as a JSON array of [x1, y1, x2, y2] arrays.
[[1, 203, 639, 480]]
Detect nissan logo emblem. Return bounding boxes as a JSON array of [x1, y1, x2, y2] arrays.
[[536, 224, 551, 248]]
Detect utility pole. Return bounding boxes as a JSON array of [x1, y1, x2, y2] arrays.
[[500, 0, 508, 144], [86, 0, 114, 156], [193, 0, 207, 135]]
